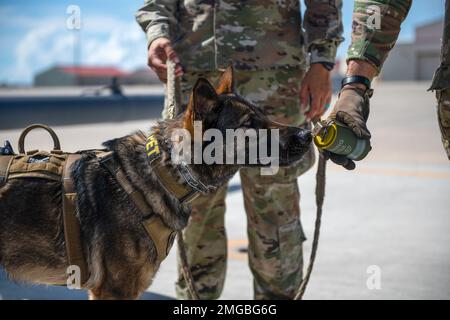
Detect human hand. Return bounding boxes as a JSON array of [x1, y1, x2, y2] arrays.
[[147, 37, 183, 83], [300, 63, 332, 121]]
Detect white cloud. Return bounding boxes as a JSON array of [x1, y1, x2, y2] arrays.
[[82, 17, 147, 71], [6, 14, 148, 84]]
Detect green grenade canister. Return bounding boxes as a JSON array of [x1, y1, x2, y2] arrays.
[[314, 121, 371, 161]]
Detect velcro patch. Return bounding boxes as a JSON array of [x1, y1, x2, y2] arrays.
[[146, 134, 160, 162], [27, 156, 50, 164]]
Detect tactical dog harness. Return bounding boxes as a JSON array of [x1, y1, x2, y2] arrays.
[[0, 124, 203, 289]]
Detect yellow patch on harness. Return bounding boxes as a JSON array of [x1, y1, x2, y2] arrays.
[[146, 134, 160, 157]]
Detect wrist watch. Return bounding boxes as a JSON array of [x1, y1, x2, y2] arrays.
[[341, 75, 371, 90]]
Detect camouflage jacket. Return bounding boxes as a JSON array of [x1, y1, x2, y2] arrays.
[[430, 0, 450, 90], [347, 0, 449, 89], [347, 0, 413, 74], [135, 0, 343, 72]]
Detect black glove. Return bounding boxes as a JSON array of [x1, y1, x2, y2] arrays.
[[322, 150, 356, 170]]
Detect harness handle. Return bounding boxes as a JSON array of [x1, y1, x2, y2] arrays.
[[18, 124, 61, 154]]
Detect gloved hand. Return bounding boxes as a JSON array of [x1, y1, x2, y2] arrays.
[[324, 84, 373, 170]]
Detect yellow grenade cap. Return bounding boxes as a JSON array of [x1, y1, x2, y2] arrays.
[[314, 123, 337, 149]]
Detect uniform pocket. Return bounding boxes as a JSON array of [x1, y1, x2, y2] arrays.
[[278, 219, 306, 276]]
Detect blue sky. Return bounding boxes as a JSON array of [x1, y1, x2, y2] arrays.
[[0, 0, 445, 85]]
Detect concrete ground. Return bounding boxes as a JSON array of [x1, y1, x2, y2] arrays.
[[0, 81, 449, 299]]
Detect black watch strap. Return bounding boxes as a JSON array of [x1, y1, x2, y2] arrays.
[[341, 75, 371, 90]]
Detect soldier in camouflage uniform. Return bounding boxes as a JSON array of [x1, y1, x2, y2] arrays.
[[327, 0, 449, 171], [136, 0, 344, 299], [430, 0, 450, 159]]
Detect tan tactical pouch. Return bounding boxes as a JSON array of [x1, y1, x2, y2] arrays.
[[0, 124, 89, 287], [8, 151, 67, 181], [1, 124, 68, 183]]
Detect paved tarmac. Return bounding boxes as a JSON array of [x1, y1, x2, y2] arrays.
[[0, 81, 449, 300]]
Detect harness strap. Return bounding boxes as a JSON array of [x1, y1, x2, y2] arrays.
[[62, 154, 89, 288], [145, 133, 206, 204], [152, 164, 199, 204], [98, 151, 176, 262], [98, 151, 151, 215], [0, 155, 13, 187], [142, 215, 177, 261]]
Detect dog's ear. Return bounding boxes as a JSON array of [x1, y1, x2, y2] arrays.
[[216, 64, 234, 94], [184, 78, 219, 135]]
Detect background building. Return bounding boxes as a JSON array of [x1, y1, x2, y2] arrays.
[[34, 66, 128, 86], [381, 19, 443, 81], [34, 66, 159, 87], [125, 68, 160, 85]]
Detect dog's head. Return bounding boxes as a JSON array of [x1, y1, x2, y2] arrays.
[[181, 65, 312, 169]]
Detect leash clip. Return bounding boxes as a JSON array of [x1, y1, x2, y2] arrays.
[[178, 161, 212, 194]]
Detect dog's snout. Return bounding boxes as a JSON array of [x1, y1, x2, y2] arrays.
[[292, 130, 312, 146]]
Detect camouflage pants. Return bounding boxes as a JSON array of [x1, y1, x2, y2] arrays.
[[437, 88, 450, 160], [174, 68, 315, 300]]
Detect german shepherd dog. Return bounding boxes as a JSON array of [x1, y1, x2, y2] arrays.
[[0, 66, 312, 299]]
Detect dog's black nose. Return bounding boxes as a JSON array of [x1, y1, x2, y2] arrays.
[[292, 130, 312, 146]]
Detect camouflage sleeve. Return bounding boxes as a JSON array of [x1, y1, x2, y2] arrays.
[[135, 0, 178, 47], [303, 0, 344, 65], [347, 0, 412, 74]]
